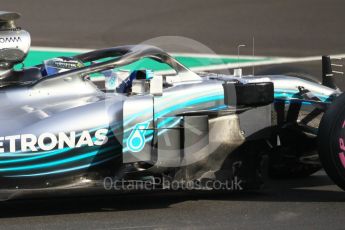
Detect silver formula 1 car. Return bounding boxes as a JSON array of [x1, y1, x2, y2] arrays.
[[0, 11, 344, 200]]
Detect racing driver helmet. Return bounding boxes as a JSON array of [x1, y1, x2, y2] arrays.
[[41, 57, 84, 76]]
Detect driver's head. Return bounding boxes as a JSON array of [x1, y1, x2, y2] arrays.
[[41, 57, 84, 76]]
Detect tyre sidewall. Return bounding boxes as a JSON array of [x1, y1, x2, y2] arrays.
[[319, 93, 345, 190]]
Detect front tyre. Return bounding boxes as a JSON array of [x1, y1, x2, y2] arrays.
[[319, 93, 345, 191]]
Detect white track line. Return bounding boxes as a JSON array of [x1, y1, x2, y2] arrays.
[[31, 46, 92, 53], [169, 52, 268, 60], [190, 54, 345, 72]]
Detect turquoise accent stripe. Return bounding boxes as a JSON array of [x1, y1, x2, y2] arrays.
[[157, 117, 182, 129], [123, 87, 222, 127], [0, 141, 119, 164], [209, 105, 228, 111], [0, 146, 116, 172], [274, 89, 331, 102], [0, 147, 74, 164], [155, 94, 224, 118], [6, 156, 118, 177]]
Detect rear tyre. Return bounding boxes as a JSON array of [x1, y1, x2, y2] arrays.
[[318, 93, 345, 191]]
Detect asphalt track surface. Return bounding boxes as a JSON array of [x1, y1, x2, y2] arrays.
[[1, 0, 345, 229]]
